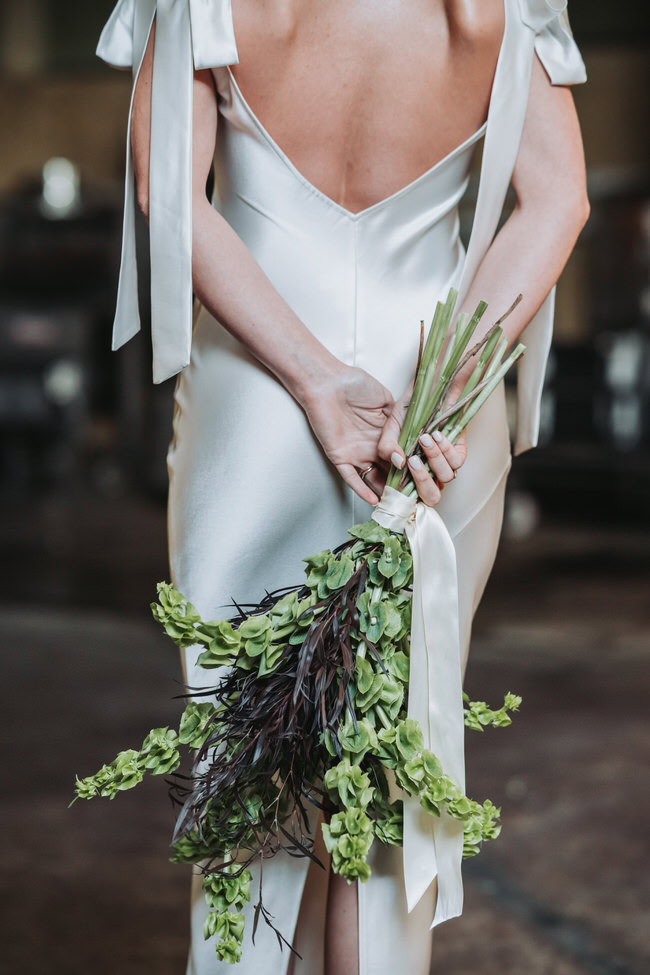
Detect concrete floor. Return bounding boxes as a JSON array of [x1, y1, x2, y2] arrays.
[[1, 492, 649, 974]]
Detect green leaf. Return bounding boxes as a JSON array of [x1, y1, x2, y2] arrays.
[[347, 521, 389, 544], [238, 615, 271, 640], [381, 601, 403, 639], [338, 715, 378, 761], [178, 702, 217, 748], [395, 719, 423, 761], [387, 651, 410, 683], [391, 551, 413, 590], [378, 537, 402, 579], [422, 749, 443, 780], [304, 549, 331, 569], [325, 554, 355, 591]]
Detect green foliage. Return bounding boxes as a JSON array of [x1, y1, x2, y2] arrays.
[[367, 537, 414, 590], [196, 620, 241, 669], [150, 582, 201, 648], [347, 522, 390, 545], [77, 513, 522, 963], [72, 748, 145, 801], [354, 656, 404, 721], [324, 759, 375, 810], [203, 865, 252, 913], [461, 799, 502, 858], [140, 727, 181, 775], [202, 866, 252, 963], [71, 726, 181, 805], [178, 702, 218, 749], [337, 713, 379, 762], [463, 690, 522, 731], [322, 807, 374, 881], [371, 795, 404, 846]]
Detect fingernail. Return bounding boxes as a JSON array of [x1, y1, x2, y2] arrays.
[[408, 455, 423, 470], [432, 430, 443, 443], [419, 433, 433, 447], [391, 451, 404, 469]]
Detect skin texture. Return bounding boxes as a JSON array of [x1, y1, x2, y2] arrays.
[[129, 2, 589, 971]]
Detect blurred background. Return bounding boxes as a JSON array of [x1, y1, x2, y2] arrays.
[[1, 2, 649, 973]]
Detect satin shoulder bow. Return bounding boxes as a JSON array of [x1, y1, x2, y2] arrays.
[[97, 0, 239, 383], [518, 0, 586, 85]]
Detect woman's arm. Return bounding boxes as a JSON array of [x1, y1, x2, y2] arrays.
[[378, 53, 590, 506], [131, 22, 393, 505]]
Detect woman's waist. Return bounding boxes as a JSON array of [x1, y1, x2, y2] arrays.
[[189, 235, 466, 400], [213, 190, 465, 309]]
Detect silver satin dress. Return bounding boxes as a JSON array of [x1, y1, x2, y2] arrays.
[[95, 1, 587, 972]]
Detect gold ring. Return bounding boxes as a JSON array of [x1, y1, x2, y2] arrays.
[[359, 464, 376, 481], [452, 469, 457, 479]]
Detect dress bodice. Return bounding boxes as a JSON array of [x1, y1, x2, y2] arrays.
[[209, 63, 487, 388]]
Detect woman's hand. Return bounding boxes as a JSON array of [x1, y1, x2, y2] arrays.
[[300, 364, 394, 505], [377, 380, 467, 507], [406, 429, 467, 506]]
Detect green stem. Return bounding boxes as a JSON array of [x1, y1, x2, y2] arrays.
[[440, 327, 503, 436], [439, 334, 508, 436], [445, 343, 525, 442], [415, 301, 488, 438], [407, 291, 459, 445], [401, 344, 525, 498], [374, 705, 393, 731], [387, 299, 451, 489]]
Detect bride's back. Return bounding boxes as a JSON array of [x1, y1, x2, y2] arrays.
[[229, 0, 505, 213]]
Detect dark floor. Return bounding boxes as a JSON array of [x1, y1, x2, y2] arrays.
[[2, 491, 649, 974]]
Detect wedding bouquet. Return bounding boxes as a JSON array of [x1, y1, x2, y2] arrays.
[[71, 289, 524, 965]]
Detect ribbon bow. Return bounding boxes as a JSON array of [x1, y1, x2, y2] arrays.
[[372, 487, 465, 926], [96, 0, 239, 383], [518, 0, 586, 85], [519, 0, 567, 31]]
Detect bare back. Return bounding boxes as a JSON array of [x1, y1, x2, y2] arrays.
[[229, 0, 505, 214]]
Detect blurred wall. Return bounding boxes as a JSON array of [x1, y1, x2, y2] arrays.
[[0, 76, 130, 193]]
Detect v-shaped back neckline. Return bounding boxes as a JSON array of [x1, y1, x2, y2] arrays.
[[221, 0, 508, 221], [225, 66, 487, 221]]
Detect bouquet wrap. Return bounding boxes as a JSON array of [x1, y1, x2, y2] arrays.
[[372, 485, 465, 919]]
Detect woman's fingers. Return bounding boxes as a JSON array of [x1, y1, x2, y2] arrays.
[[418, 431, 460, 483], [406, 428, 468, 506], [407, 455, 442, 506], [337, 463, 380, 506], [364, 465, 387, 498]]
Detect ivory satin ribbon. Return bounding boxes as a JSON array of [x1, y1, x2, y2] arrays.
[[372, 486, 465, 927], [96, 0, 239, 384]]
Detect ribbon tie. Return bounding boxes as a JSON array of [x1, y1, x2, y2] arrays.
[[372, 486, 465, 926], [518, 0, 586, 85], [96, 0, 239, 383], [520, 0, 567, 31]]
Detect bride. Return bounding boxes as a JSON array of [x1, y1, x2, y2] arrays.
[[97, 0, 588, 972]]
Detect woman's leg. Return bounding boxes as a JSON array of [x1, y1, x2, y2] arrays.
[[324, 871, 359, 975]]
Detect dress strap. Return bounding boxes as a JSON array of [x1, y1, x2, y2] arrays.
[[96, 0, 239, 384], [456, 0, 586, 456]]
